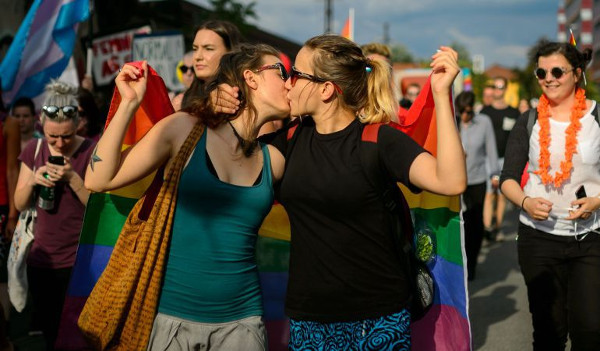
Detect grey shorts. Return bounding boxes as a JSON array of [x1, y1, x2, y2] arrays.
[[147, 313, 267, 351]]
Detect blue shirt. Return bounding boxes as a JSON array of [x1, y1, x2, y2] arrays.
[[158, 131, 273, 322]]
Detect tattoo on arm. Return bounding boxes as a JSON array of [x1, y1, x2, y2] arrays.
[[90, 146, 103, 172]]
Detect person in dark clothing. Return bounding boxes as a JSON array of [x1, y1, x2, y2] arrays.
[[481, 76, 520, 241]]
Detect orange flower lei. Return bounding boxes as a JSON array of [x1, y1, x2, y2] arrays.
[[534, 88, 587, 187]]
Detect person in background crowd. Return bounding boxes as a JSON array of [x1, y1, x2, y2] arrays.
[[360, 42, 399, 123], [76, 88, 104, 141], [181, 20, 242, 110], [361, 42, 392, 66], [400, 83, 420, 110], [86, 43, 291, 350], [455, 91, 499, 280], [481, 76, 520, 241], [501, 40, 600, 351], [518, 98, 532, 114], [171, 51, 195, 111], [482, 84, 495, 107], [14, 81, 95, 350], [11, 97, 41, 150], [0, 90, 20, 351]]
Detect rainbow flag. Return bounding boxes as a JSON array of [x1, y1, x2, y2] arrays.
[[569, 28, 577, 47], [339, 8, 355, 41], [397, 77, 471, 350], [55, 62, 173, 350]]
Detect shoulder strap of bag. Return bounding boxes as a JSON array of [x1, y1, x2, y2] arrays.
[[138, 123, 205, 220], [359, 123, 413, 250], [32, 138, 42, 172]]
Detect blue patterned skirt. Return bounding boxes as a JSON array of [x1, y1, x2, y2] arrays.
[[289, 309, 411, 351]]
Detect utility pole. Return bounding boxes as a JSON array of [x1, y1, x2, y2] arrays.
[[325, 0, 332, 33], [383, 22, 390, 45]]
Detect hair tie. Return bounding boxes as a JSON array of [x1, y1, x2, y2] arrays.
[[365, 58, 373, 73]]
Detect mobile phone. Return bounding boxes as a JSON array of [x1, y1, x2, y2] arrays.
[[48, 155, 65, 165], [576, 185, 587, 199]]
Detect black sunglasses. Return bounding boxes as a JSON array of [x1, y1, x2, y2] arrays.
[[534, 67, 574, 80], [254, 63, 289, 81], [42, 105, 78, 119], [290, 66, 343, 94], [179, 65, 194, 74]]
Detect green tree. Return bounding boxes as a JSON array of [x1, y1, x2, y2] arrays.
[[208, 0, 257, 33], [389, 44, 414, 63], [449, 41, 472, 68]]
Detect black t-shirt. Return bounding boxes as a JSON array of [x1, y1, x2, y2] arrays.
[[270, 117, 426, 322], [480, 105, 520, 158]]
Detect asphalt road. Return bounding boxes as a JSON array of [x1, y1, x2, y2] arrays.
[[468, 205, 534, 351]]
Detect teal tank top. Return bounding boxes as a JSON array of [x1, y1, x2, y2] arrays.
[[158, 131, 274, 322]]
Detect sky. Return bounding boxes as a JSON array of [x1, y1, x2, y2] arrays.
[[190, 0, 559, 69]]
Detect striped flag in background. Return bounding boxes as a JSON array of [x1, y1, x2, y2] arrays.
[[0, 0, 89, 107]]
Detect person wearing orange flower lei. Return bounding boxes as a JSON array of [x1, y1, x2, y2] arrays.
[[500, 41, 600, 351]]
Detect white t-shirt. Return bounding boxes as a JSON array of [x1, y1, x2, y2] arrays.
[[522, 101, 600, 236]]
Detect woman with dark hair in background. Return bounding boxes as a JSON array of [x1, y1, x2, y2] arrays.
[[501, 41, 600, 350], [181, 20, 242, 109], [76, 87, 104, 141], [455, 91, 498, 280]]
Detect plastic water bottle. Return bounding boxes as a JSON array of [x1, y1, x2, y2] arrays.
[[38, 173, 55, 210]]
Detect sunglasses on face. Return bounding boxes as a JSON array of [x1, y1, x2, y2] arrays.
[[534, 67, 574, 80], [42, 105, 78, 119], [290, 66, 343, 94], [254, 63, 289, 81], [493, 84, 505, 90], [179, 65, 194, 74]]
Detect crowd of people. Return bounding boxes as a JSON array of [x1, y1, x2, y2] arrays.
[[0, 17, 598, 351]]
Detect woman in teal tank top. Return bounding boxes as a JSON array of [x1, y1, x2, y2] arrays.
[[84, 44, 290, 350]]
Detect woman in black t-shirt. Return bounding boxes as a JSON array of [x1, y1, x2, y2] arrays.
[[279, 35, 465, 350]]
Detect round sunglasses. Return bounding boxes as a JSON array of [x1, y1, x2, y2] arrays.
[[179, 65, 194, 74], [42, 105, 78, 119], [254, 63, 289, 81], [534, 67, 574, 80]]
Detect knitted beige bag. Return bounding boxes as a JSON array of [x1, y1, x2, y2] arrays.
[[78, 123, 204, 350]]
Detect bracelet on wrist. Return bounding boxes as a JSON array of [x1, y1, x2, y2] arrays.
[[521, 196, 530, 209]]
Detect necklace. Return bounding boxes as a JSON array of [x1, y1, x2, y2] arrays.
[[227, 120, 258, 157], [534, 88, 587, 187]]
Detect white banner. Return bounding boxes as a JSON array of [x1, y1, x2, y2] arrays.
[[132, 32, 185, 92], [91, 26, 151, 86]]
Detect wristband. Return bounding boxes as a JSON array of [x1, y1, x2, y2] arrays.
[[521, 196, 530, 209]]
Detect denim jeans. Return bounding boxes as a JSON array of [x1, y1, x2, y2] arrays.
[[517, 223, 600, 351]]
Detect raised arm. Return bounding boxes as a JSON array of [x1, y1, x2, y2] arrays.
[[84, 62, 176, 192], [408, 47, 467, 196]]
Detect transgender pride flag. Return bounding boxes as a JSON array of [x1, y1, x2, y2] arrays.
[[0, 0, 89, 106]]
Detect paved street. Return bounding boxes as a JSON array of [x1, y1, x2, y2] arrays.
[[469, 205, 534, 351]]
